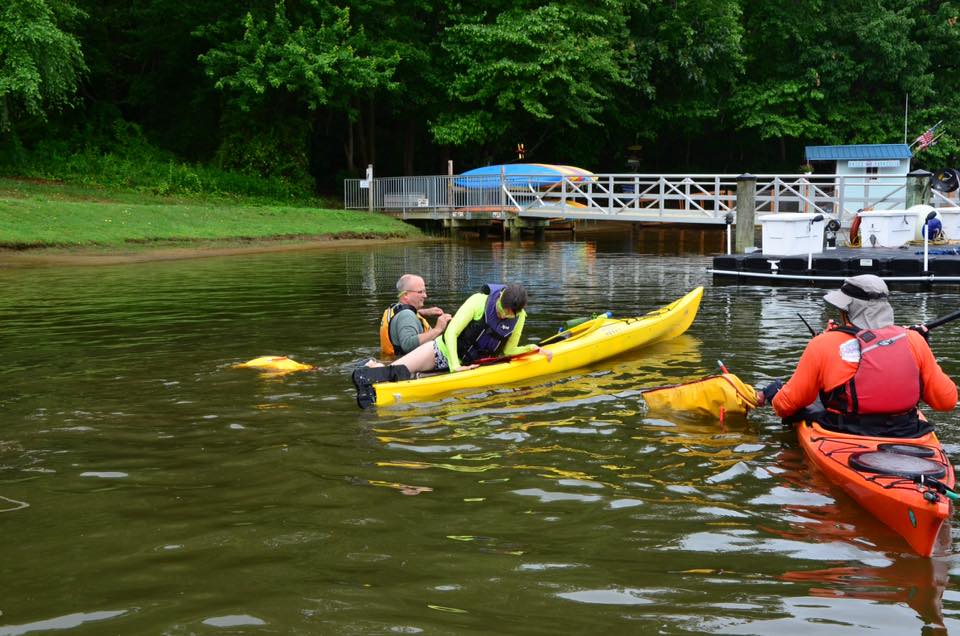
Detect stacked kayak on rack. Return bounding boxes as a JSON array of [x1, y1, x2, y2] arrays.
[[363, 286, 703, 407], [796, 420, 956, 557]]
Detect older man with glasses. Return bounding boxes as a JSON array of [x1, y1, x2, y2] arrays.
[[356, 282, 549, 408], [379, 274, 451, 357]]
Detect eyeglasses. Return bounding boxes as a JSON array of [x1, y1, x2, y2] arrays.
[[404, 289, 426, 295]]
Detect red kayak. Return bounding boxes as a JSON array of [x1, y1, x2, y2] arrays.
[[796, 420, 955, 557]]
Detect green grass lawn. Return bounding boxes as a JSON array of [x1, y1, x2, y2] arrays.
[[0, 178, 421, 248]]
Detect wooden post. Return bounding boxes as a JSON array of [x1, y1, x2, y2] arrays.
[[499, 165, 506, 211], [447, 160, 454, 210], [366, 164, 374, 212], [906, 169, 932, 208], [735, 173, 757, 253]]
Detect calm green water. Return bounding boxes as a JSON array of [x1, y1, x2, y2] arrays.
[[2, 235, 960, 635]]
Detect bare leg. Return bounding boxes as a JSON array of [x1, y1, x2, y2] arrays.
[[392, 341, 438, 374]]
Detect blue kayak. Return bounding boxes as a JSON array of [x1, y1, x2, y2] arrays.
[[455, 163, 592, 189]]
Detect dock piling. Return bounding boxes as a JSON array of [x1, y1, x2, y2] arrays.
[[735, 174, 757, 253]]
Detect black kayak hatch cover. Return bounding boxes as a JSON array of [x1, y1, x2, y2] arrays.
[[848, 451, 946, 479]]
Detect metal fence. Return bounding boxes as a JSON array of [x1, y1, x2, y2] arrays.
[[345, 173, 960, 225]]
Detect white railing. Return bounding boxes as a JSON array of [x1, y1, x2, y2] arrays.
[[344, 173, 955, 225]]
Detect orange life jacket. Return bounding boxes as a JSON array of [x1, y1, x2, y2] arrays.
[[379, 303, 430, 356]]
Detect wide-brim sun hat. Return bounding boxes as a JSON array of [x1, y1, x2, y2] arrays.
[[823, 274, 894, 329]]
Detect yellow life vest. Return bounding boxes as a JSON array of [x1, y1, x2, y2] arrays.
[[642, 372, 759, 417], [379, 303, 430, 356]]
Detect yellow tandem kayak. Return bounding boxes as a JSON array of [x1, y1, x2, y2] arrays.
[[368, 286, 704, 407]]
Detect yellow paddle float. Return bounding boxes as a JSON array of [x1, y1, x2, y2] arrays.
[[236, 356, 313, 373], [642, 372, 759, 418]]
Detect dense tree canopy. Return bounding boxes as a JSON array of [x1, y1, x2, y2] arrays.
[[433, 2, 633, 149], [2, 0, 959, 190], [0, 0, 86, 130]]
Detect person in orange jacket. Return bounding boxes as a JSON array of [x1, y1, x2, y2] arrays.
[[757, 275, 957, 438]]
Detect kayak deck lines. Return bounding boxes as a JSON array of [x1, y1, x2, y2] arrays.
[[808, 434, 951, 486], [797, 421, 955, 557]]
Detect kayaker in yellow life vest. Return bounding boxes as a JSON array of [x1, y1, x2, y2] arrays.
[[366, 282, 550, 376], [379, 274, 451, 357]]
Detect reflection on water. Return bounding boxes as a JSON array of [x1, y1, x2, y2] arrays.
[[1, 233, 958, 634]]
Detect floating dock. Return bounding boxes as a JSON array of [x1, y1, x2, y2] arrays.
[[709, 246, 960, 284]]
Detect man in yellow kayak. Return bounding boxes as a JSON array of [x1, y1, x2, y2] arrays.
[[353, 283, 550, 407], [379, 274, 451, 357], [756, 275, 957, 437]]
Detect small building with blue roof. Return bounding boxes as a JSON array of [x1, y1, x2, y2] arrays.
[[805, 143, 913, 218]]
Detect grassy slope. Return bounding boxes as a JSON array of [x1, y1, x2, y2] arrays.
[[0, 178, 421, 248]]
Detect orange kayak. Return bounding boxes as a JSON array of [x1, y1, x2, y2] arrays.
[[796, 420, 955, 557]]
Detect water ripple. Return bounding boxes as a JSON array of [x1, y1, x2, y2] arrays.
[[2, 240, 958, 634]]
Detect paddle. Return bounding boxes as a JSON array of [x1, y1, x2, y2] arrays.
[[471, 349, 541, 367], [796, 306, 960, 337], [923, 307, 960, 330], [797, 313, 816, 337], [539, 311, 612, 346]]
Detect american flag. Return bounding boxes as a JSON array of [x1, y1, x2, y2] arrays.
[[913, 121, 943, 151]]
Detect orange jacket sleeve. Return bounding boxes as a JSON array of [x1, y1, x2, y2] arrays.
[[907, 330, 958, 411], [772, 328, 957, 417], [771, 333, 828, 417]]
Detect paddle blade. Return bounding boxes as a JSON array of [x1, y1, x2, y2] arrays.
[[643, 373, 759, 417]]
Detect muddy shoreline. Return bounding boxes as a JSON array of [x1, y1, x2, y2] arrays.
[[0, 236, 439, 267]]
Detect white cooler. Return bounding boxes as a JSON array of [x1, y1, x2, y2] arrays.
[[935, 207, 960, 239], [857, 210, 917, 247], [758, 213, 825, 256]]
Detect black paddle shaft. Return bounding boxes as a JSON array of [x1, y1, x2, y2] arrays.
[[925, 307, 960, 331], [797, 306, 960, 335]]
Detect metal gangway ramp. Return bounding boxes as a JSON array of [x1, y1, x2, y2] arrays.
[[344, 172, 959, 227]]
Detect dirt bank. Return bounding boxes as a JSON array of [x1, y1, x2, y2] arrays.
[[0, 236, 439, 267]]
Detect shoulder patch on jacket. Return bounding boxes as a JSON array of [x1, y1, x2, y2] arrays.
[[839, 338, 861, 363]]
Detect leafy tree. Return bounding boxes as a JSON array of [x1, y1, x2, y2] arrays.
[[732, 0, 937, 166], [894, 2, 960, 168], [727, 0, 830, 166], [198, 0, 398, 177], [346, 0, 445, 174], [71, 0, 241, 159], [626, 0, 745, 169], [10, 0, 960, 187], [432, 1, 634, 159], [0, 0, 86, 131]]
